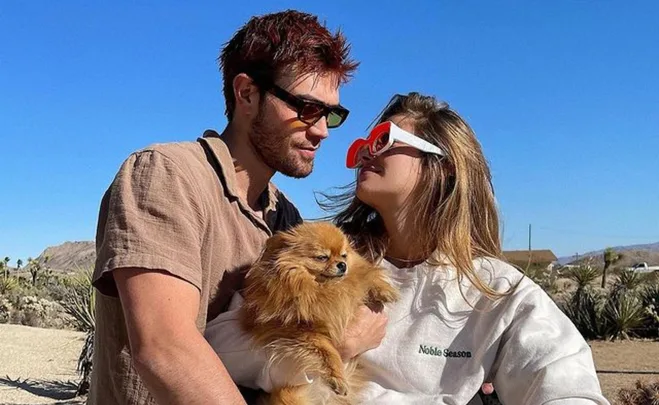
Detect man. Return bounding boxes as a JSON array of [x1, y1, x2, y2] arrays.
[[88, 10, 388, 405]]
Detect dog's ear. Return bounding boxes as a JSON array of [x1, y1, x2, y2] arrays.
[[262, 232, 289, 259]]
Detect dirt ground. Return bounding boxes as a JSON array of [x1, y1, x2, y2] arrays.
[[0, 324, 657, 404], [0, 324, 85, 405], [589, 339, 659, 403]]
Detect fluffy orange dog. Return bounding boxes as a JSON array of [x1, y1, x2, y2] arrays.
[[240, 222, 399, 405]]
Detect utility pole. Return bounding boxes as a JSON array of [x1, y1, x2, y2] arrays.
[[528, 224, 532, 252]]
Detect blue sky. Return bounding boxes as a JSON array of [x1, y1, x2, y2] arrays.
[[1, 1, 658, 265]]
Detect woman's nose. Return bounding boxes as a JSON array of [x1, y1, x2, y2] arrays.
[[357, 146, 372, 165]]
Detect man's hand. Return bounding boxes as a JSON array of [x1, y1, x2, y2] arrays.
[[338, 305, 388, 361]]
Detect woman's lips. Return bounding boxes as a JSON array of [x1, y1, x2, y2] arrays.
[[360, 164, 382, 174]]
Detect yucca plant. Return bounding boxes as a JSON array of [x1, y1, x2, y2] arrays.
[[602, 293, 645, 340], [561, 287, 603, 339], [616, 269, 646, 291], [0, 276, 19, 295], [567, 264, 600, 289], [640, 283, 659, 338], [60, 267, 95, 396], [640, 283, 659, 307], [602, 247, 622, 289]]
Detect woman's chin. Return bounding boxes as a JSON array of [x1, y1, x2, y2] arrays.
[[356, 181, 380, 205]]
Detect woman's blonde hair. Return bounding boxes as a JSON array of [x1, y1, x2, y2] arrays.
[[318, 92, 509, 299]]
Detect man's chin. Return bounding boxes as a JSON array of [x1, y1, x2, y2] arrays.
[[278, 161, 313, 179]]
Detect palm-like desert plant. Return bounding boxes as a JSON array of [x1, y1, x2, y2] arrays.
[[561, 262, 604, 338], [602, 293, 645, 340], [0, 276, 19, 295], [602, 247, 621, 289], [60, 267, 95, 395], [0, 256, 9, 279], [617, 269, 646, 291], [562, 286, 603, 339], [640, 283, 659, 337], [567, 263, 600, 288]]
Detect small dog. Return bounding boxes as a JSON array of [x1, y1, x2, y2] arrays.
[[240, 222, 399, 405]]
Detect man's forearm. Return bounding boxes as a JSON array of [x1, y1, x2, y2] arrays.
[[133, 331, 246, 405]]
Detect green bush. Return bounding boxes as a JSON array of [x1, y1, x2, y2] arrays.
[[59, 267, 95, 396], [567, 264, 600, 288], [601, 293, 646, 340], [0, 276, 19, 295], [561, 286, 603, 339]]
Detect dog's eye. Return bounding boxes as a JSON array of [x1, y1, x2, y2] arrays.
[[315, 255, 330, 262], [341, 253, 348, 259]]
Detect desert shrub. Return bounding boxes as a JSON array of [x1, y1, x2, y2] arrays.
[[616, 379, 659, 405], [13, 295, 72, 329], [60, 268, 95, 395], [0, 297, 13, 323], [614, 269, 646, 293], [639, 283, 659, 338], [601, 293, 646, 340], [561, 286, 603, 339], [60, 271, 95, 332], [0, 276, 19, 295], [567, 264, 600, 288]]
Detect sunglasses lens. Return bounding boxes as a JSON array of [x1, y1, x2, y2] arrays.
[[327, 109, 347, 128], [299, 103, 324, 124], [372, 131, 390, 153]]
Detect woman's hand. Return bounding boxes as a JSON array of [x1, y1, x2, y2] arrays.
[[338, 305, 389, 361]]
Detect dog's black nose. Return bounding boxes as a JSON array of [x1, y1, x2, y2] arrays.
[[336, 261, 347, 275]]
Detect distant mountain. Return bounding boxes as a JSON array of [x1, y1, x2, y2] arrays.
[[557, 241, 659, 267], [36, 241, 96, 272], [29, 239, 659, 273]]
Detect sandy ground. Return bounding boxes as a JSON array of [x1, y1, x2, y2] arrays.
[[0, 323, 657, 404], [0, 324, 85, 405], [589, 339, 659, 402]]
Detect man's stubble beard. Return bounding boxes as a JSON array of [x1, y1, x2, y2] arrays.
[[249, 107, 314, 179]]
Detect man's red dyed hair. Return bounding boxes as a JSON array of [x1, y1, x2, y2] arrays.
[[219, 10, 359, 121]]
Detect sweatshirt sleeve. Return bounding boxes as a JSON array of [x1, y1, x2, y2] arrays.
[[204, 293, 314, 392], [491, 286, 610, 405]]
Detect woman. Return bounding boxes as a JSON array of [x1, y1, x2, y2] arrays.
[[206, 92, 609, 405]]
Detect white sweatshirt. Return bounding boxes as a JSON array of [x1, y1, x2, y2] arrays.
[[205, 257, 610, 405]]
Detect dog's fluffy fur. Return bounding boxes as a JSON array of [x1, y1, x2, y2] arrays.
[[240, 222, 400, 405]]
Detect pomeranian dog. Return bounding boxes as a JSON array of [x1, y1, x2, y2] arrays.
[[239, 222, 399, 405]]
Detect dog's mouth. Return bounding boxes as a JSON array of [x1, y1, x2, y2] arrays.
[[315, 271, 347, 282]]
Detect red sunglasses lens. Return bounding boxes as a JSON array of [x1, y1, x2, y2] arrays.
[[372, 131, 390, 154]]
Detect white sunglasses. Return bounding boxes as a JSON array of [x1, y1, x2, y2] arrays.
[[346, 121, 446, 168]]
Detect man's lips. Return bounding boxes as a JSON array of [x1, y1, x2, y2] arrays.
[[297, 145, 319, 158]]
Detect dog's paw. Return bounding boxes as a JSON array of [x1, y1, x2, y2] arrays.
[[325, 375, 349, 396], [369, 284, 400, 305]]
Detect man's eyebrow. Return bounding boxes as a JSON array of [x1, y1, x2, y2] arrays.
[[296, 93, 341, 108]]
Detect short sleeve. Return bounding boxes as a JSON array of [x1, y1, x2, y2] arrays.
[[93, 149, 206, 296]]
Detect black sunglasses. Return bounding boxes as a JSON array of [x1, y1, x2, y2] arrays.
[[255, 80, 350, 129]]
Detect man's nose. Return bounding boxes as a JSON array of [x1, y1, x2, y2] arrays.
[[307, 116, 329, 140]]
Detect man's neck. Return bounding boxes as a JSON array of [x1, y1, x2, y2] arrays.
[[220, 123, 275, 212]]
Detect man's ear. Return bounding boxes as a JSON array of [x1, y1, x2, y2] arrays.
[[232, 73, 259, 117]]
